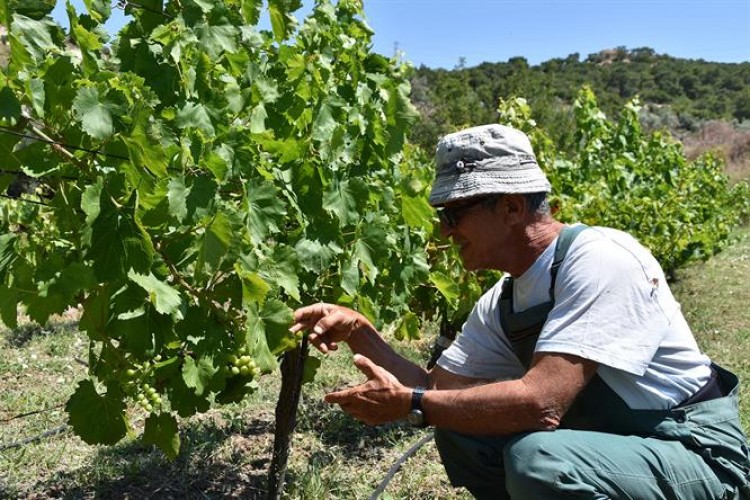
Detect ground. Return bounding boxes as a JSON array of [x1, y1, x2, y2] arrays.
[[1, 227, 749, 499]]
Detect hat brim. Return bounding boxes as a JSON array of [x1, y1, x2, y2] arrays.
[[429, 158, 551, 206]]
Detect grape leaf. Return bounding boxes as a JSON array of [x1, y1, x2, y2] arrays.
[[82, 0, 111, 23], [302, 354, 321, 384], [143, 413, 180, 460], [66, 380, 129, 445], [167, 177, 189, 223], [73, 87, 114, 140], [9, 0, 55, 20], [78, 285, 110, 340], [402, 193, 434, 230], [429, 271, 459, 306], [238, 268, 271, 304], [0, 234, 17, 282], [86, 190, 154, 282], [0, 288, 18, 330], [128, 270, 184, 319], [194, 211, 232, 277], [10, 14, 59, 62], [256, 244, 300, 301], [246, 181, 286, 244], [259, 298, 295, 355], [245, 302, 278, 373], [26, 263, 96, 324], [195, 21, 238, 59], [267, 0, 300, 41], [176, 102, 215, 136], [0, 86, 21, 122], [182, 355, 219, 397], [323, 179, 358, 227], [121, 125, 169, 178], [111, 305, 171, 357], [294, 239, 337, 274], [395, 311, 420, 341], [167, 375, 211, 418]]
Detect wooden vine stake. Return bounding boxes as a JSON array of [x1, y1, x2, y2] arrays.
[[266, 336, 309, 499]]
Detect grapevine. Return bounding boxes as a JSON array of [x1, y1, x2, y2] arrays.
[[0, 0, 433, 460]]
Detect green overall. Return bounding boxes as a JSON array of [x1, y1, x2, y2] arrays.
[[435, 225, 750, 499]]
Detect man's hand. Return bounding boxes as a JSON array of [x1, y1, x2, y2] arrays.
[[290, 303, 373, 354], [324, 355, 411, 426]]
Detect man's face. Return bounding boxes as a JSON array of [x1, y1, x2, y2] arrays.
[[437, 196, 505, 270]]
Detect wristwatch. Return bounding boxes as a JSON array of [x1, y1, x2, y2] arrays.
[[407, 386, 427, 427]]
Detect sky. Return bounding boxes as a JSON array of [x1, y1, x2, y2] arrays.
[[52, 0, 750, 69]]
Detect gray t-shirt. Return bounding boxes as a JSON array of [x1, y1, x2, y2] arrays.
[[437, 226, 712, 410]]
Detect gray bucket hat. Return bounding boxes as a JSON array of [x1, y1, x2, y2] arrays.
[[428, 124, 552, 206]]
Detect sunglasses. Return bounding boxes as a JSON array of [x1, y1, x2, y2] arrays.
[[437, 196, 499, 228]]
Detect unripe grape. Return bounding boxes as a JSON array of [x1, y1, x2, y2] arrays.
[[145, 404, 153, 412], [240, 365, 250, 376], [231, 366, 240, 376], [228, 355, 238, 364], [240, 355, 252, 366], [125, 369, 137, 377]]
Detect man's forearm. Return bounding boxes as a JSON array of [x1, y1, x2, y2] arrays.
[[420, 354, 596, 435], [420, 379, 559, 435], [347, 325, 429, 388]]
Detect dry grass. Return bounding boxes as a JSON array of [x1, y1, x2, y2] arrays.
[[0, 319, 466, 499], [683, 121, 750, 183]]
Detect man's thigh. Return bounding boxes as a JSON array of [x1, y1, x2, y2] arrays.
[[504, 429, 728, 500]]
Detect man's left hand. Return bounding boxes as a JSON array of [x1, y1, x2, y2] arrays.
[[324, 355, 412, 426]]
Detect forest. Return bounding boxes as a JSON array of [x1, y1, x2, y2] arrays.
[[406, 46, 750, 154]]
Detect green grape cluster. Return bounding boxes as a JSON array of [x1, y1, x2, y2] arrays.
[[123, 355, 164, 413], [226, 347, 259, 379], [134, 382, 162, 413]]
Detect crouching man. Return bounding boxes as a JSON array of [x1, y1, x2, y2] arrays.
[[291, 124, 750, 499]]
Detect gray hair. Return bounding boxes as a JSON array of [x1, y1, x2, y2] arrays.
[[524, 192, 550, 216]]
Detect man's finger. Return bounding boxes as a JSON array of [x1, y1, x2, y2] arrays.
[[352, 354, 381, 380], [293, 303, 332, 323], [324, 387, 355, 404], [313, 309, 352, 334], [307, 333, 330, 354]]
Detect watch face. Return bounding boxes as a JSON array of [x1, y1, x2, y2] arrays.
[[408, 409, 425, 427]]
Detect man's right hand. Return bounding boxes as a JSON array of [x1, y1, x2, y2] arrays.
[[290, 303, 373, 354]]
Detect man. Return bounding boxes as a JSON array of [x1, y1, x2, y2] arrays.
[[290, 124, 750, 499]]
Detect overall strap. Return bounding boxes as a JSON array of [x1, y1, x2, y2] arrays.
[[549, 223, 589, 302], [500, 224, 589, 369]]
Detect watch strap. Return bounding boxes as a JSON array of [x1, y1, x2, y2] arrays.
[[409, 387, 427, 427], [411, 386, 426, 411]]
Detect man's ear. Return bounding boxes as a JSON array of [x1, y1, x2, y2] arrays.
[[503, 194, 527, 224]]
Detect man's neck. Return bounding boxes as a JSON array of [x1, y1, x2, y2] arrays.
[[506, 218, 565, 277]]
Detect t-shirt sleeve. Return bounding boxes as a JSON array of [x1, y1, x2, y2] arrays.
[[536, 231, 671, 375], [436, 283, 525, 381]]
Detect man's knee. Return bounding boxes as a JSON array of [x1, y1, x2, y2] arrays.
[[503, 432, 568, 497], [434, 428, 510, 497]]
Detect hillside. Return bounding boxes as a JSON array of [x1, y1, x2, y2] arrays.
[[408, 47, 750, 177]]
